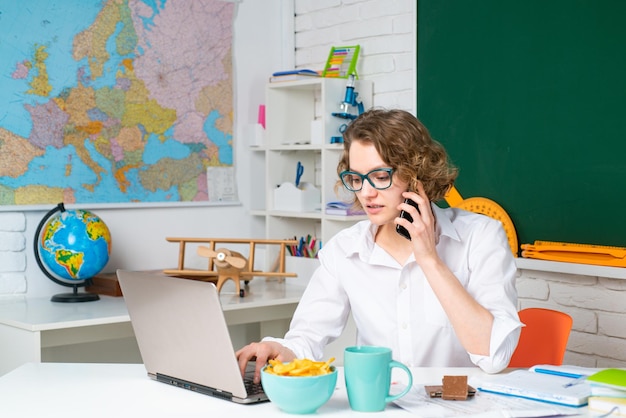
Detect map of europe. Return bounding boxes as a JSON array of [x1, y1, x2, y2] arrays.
[[0, 0, 234, 206]]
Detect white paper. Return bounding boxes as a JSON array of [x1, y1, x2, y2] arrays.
[[206, 167, 238, 202], [393, 382, 583, 418]]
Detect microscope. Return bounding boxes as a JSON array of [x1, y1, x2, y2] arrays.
[[330, 74, 364, 143]]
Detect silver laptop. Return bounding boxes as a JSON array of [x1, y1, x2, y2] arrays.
[[117, 269, 268, 404]]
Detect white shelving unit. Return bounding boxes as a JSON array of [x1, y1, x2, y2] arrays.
[[250, 77, 373, 253]]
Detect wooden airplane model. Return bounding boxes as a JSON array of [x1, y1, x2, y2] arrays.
[[163, 237, 299, 297]]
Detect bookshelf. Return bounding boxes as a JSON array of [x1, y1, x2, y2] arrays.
[[250, 77, 372, 262]]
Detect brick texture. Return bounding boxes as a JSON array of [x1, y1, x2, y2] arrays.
[[518, 269, 626, 368], [294, 0, 415, 111]]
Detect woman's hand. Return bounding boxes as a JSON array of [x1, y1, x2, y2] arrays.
[[396, 181, 438, 262], [236, 341, 296, 384]]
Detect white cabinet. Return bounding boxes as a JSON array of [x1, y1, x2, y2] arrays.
[[250, 77, 373, 250]]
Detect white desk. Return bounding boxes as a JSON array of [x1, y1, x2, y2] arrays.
[[0, 279, 306, 376], [0, 363, 590, 417]]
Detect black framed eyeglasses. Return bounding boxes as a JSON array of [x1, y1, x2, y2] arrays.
[[339, 168, 394, 192]]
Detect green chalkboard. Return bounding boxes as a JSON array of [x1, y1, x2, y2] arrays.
[[417, 0, 626, 248]]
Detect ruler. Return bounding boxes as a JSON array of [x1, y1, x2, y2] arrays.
[[521, 240, 626, 267]]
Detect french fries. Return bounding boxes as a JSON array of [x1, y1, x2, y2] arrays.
[[265, 357, 335, 376]]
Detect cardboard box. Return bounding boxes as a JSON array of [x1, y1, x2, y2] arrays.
[[85, 272, 123, 297]]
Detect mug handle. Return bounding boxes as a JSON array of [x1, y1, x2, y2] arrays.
[[385, 361, 413, 403]]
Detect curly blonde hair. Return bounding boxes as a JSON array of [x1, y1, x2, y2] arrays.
[[336, 108, 458, 206]]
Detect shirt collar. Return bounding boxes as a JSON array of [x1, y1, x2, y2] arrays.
[[354, 221, 377, 257], [432, 203, 461, 243], [348, 203, 462, 261]]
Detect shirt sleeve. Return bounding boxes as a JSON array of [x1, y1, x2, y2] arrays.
[[262, 249, 351, 360], [464, 217, 523, 373], [470, 314, 522, 373]]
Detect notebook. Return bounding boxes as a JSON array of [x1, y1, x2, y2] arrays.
[[116, 269, 268, 404], [476, 367, 592, 407]]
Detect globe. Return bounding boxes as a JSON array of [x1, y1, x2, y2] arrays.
[[34, 203, 112, 302]]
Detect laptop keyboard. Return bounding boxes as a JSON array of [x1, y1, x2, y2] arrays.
[[242, 362, 265, 397], [244, 377, 265, 395]]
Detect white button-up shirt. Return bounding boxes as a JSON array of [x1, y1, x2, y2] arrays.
[[264, 204, 522, 373]]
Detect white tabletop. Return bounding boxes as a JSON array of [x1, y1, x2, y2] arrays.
[[0, 362, 409, 417], [0, 278, 307, 331], [0, 363, 591, 418]]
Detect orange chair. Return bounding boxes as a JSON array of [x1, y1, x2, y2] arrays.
[[508, 307, 573, 368]]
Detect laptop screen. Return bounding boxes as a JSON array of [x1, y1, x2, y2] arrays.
[[117, 270, 266, 403]]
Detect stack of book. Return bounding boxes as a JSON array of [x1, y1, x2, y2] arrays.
[[587, 368, 626, 416], [325, 201, 365, 216]]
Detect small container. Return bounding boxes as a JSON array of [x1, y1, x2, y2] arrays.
[[273, 182, 320, 212]]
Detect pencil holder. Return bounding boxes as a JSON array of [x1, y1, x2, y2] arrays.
[[286, 256, 320, 284], [273, 182, 321, 212]]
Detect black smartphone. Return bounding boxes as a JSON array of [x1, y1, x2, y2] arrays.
[[396, 198, 420, 240]]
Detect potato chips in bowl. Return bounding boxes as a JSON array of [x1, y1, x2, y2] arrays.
[[261, 358, 337, 414]]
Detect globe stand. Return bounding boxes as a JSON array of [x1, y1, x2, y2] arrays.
[[50, 280, 100, 303], [34, 203, 102, 303]]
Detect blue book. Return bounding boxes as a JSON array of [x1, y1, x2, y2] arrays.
[[270, 69, 320, 82], [272, 69, 319, 77]]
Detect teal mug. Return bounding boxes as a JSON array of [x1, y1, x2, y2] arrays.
[[343, 346, 413, 412]]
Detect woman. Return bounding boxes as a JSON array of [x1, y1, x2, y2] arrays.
[[237, 108, 521, 383]]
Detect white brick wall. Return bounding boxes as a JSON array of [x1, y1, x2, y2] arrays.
[[0, 213, 27, 295], [518, 269, 626, 368], [294, 0, 416, 111]]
